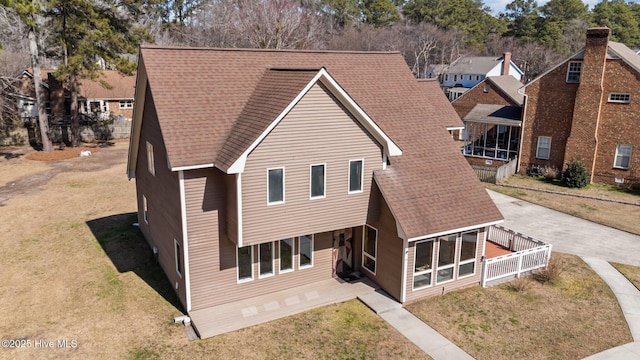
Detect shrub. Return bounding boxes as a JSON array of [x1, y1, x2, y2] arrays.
[[507, 277, 531, 292], [562, 159, 590, 188], [543, 166, 559, 180], [533, 256, 564, 284]]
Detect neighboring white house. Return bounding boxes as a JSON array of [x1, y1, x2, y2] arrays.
[[442, 52, 523, 101]]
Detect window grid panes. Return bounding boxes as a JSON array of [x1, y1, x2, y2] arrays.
[[536, 136, 551, 160], [436, 235, 456, 284], [363, 225, 377, 274], [413, 240, 434, 289], [567, 62, 582, 83], [268, 168, 284, 204], [608, 93, 631, 103], [463, 123, 519, 160], [458, 231, 478, 277], [310, 164, 325, 198], [615, 144, 632, 169]]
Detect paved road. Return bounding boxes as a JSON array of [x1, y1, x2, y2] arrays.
[[488, 190, 640, 267]]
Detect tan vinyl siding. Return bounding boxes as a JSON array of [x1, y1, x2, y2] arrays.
[[242, 83, 383, 246], [135, 84, 186, 307], [363, 183, 404, 301], [183, 172, 336, 310], [404, 229, 486, 303], [225, 174, 238, 244]]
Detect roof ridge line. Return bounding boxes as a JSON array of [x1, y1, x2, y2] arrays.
[[140, 45, 401, 55]]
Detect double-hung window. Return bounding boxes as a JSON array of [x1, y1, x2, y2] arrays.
[[458, 231, 478, 277], [362, 225, 377, 274], [237, 246, 253, 282], [119, 100, 133, 109], [310, 164, 326, 199], [567, 61, 582, 83], [267, 168, 284, 204], [348, 160, 363, 193], [413, 240, 435, 289], [436, 235, 456, 283], [536, 136, 551, 160], [614, 144, 632, 169]]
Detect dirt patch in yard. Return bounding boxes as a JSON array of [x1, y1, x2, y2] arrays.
[[26, 145, 102, 161]]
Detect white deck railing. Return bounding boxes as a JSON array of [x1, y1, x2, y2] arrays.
[[481, 226, 553, 287]]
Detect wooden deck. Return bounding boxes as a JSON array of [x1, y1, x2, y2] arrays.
[[485, 241, 513, 258], [189, 277, 379, 339]]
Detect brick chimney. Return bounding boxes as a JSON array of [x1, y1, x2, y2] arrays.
[[501, 52, 511, 76], [564, 27, 610, 181]]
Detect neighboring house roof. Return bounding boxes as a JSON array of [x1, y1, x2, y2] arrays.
[[448, 56, 502, 75], [417, 79, 464, 130], [130, 46, 503, 240], [463, 104, 522, 126], [78, 70, 135, 100], [486, 76, 524, 106], [526, 35, 640, 88]]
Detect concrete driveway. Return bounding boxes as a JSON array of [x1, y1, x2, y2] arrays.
[[488, 189, 640, 267]]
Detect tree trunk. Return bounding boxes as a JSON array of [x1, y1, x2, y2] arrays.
[[69, 74, 80, 147], [28, 28, 53, 152]]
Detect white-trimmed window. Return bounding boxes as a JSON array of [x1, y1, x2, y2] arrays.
[[237, 246, 253, 282], [310, 164, 326, 199], [174, 240, 182, 278], [142, 195, 148, 224], [267, 167, 284, 204], [119, 100, 133, 109], [458, 231, 478, 277], [299, 235, 313, 269], [608, 93, 631, 104], [348, 159, 363, 193], [259, 242, 274, 278], [362, 225, 377, 274], [567, 61, 582, 83], [614, 144, 632, 169], [536, 136, 551, 160], [454, 74, 458, 82], [279, 238, 294, 273], [146, 141, 155, 175], [436, 234, 456, 284], [413, 240, 435, 289]]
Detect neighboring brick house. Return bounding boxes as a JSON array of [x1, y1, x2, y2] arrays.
[[127, 46, 503, 337], [520, 27, 640, 186], [442, 53, 523, 101], [451, 75, 524, 168]]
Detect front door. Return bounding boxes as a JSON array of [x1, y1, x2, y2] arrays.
[[332, 228, 353, 277]]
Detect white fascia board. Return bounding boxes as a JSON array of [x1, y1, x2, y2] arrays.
[[226, 68, 402, 174], [171, 163, 214, 172], [446, 126, 465, 131], [407, 220, 503, 242]]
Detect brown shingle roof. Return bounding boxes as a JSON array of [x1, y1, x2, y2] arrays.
[[77, 70, 135, 100], [137, 46, 502, 238], [417, 79, 464, 129]]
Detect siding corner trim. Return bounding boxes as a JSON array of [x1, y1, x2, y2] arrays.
[[178, 170, 192, 312]]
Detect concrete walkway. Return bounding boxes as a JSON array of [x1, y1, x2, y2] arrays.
[[359, 290, 474, 360]]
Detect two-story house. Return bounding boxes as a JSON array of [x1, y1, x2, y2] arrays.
[[443, 53, 524, 101], [127, 46, 503, 336], [520, 27, 640, 186], [452, 75, 524, 168]]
